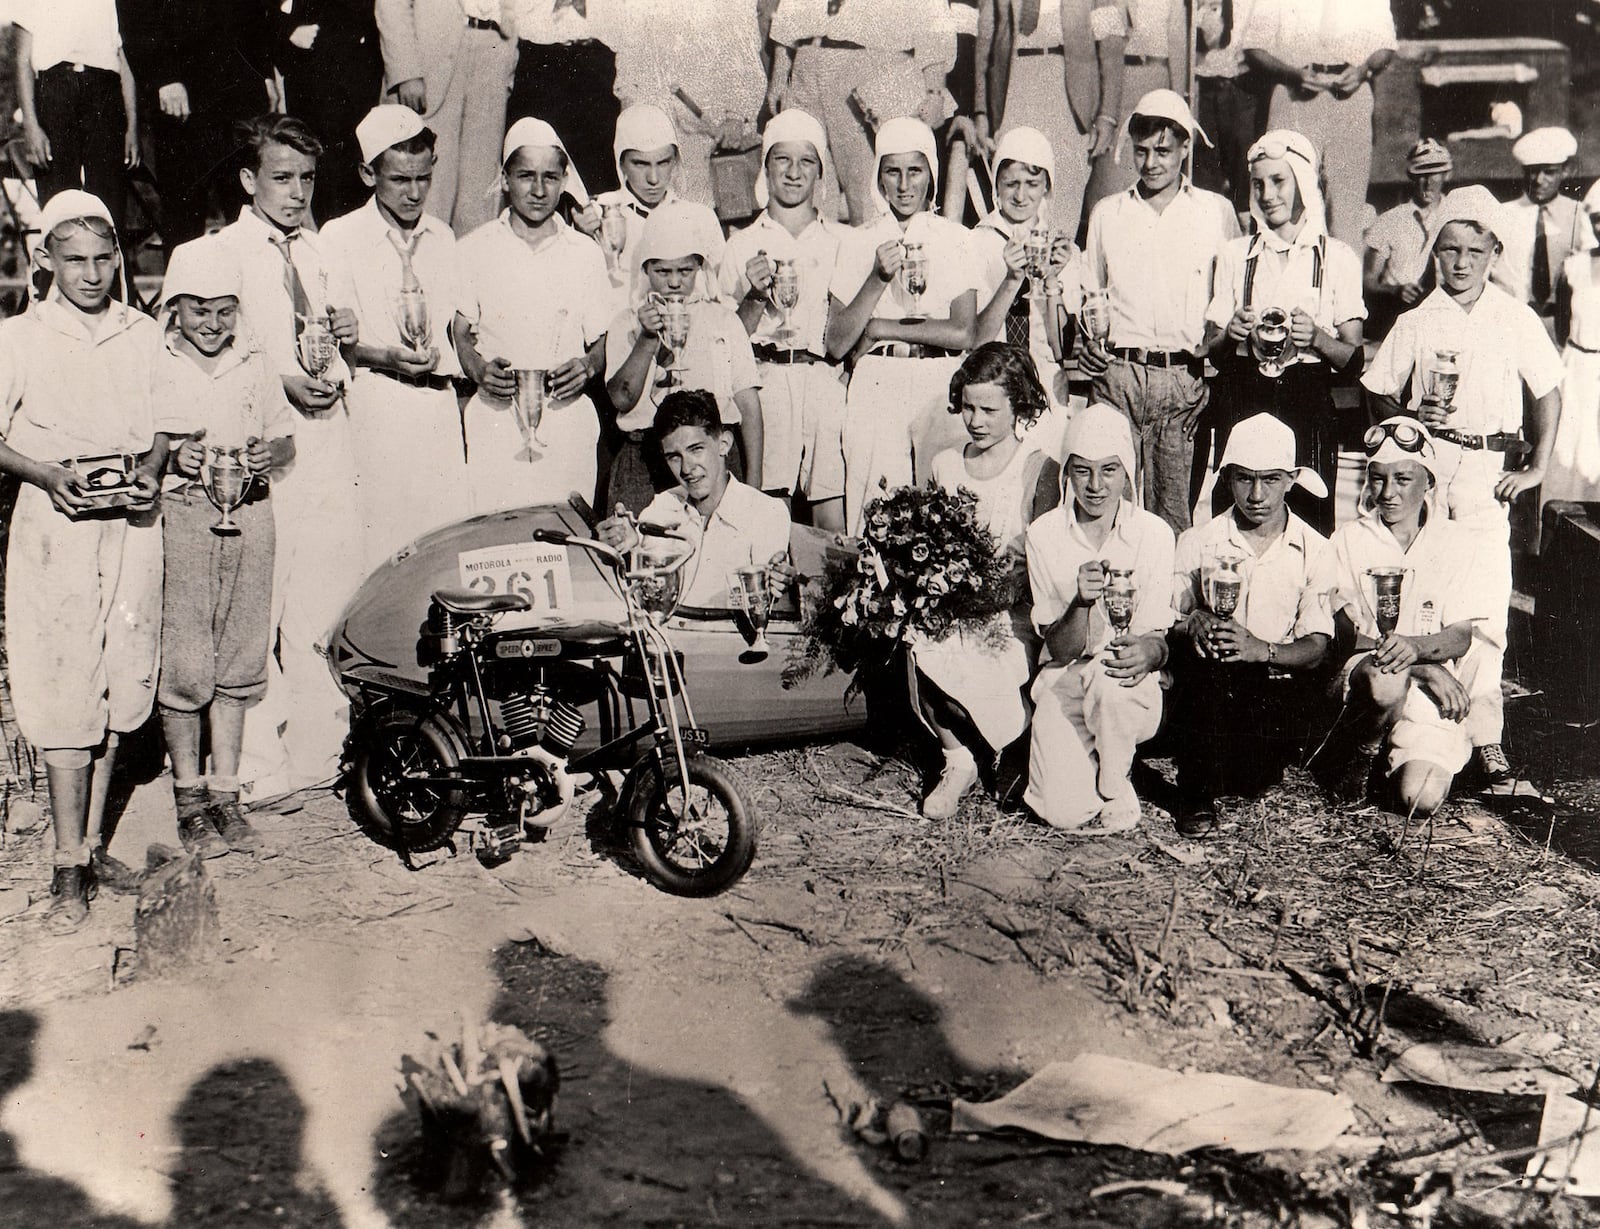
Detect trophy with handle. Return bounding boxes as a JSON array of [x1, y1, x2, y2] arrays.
[[900, 240, 927, 318], [1203, 551, 1245, 619], [730, 565, 773, 658], [1424, 348, 1460, 415], [1079, 286, 1110, 348], [1365, 567, 1408, 638], [650, 293, 691, 393], [769, 257, 800, 341], [1251, 306, 1293, 378], [200, 446, 252, 535], [1101, 565, 1137, 639]]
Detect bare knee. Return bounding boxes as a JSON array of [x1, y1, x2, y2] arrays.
[[1350, 659, 1407, 716], [1395, 761, 1452, 817]]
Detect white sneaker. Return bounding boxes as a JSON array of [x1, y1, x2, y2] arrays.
[[922, 748, 979, 819], [1088, 789, 1142, 833]]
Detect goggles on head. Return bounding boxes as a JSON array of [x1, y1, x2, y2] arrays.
[[1363, 421, 1431, 456]]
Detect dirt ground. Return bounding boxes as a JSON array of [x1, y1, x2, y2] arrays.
[[0, 671, 1597, 1229]]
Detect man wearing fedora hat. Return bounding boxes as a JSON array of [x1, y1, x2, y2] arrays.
[[1168, 411, 1332, 837]]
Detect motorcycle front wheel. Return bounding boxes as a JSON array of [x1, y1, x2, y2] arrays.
[[346, 708, 470, 854], [626, 755, 758, 897]]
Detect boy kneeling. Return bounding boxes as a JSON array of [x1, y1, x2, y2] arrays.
[[153, 238, 297, 856], [1312, 417, 1493, 816]]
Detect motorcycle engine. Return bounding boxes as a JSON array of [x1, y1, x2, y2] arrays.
[[499, 685, 586, 755]]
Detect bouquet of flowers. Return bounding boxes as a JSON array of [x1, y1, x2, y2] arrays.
[[784, 481, 1019, 689]]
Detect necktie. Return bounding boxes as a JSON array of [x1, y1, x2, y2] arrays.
[[1018, 0, 1040, 36], [272, 231, 313, 333], [1005, 279, 1032, 349], [388, 228, 420, 284], [1531, 205, 1553, 305]]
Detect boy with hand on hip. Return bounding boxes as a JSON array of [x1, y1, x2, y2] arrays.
[[0, 190, 165, 931], [152, 236, 297, 859]]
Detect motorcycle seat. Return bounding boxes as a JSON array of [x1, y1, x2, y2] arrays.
[[432, 588, 533, 615]]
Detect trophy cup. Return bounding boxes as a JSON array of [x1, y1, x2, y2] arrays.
[[1424, 348, 1460, 414], [1079, 287, 1111, 348], [511, 369, 548, 461], [1101, 566, 1137, 638], [900, 240, 927, 318], [1203, 552, 1245, 619], [769, 258, 799, 342], [633, 546, 684, 619], [651, 294, 691, 393], [297, 312, 339, 382], [1366, 567, 1408, 638], [201, 446, 252, 535], [600, 202, 628, 269], [396, 285, 431, 351], [1251, 307, 1293, 378], [730, 565, 773, 658], [1023, 226, 1052, 285]]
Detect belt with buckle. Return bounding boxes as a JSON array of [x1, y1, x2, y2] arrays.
[[1125, 53, 1170, 66], [753, 343, 826, 365], [865, 342, 958, 360], [370, 367, 454, 391], [1016, 46, 1064, 58], [1108, 344, 1198, 370], [466, 16, 503, 33], [801, 36, 865, 50], [1433, 428, 1529, 454], [1307, 61, 1351, 74]]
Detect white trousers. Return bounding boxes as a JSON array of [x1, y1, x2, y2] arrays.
[[842, 352, 962, 534], [463, 391, 599, 516], [755, 360, 847, 499]]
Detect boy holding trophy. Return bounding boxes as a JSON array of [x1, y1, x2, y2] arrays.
[[0, 190, 165, 931], [152, 236, 297, 858]]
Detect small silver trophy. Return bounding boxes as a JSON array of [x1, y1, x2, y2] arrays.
[[201, 446, 252, 535], [730, 566, 773, 658]]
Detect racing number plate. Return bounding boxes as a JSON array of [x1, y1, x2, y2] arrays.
[[457, 541, 574, 615], [681, 727, 710, 747]]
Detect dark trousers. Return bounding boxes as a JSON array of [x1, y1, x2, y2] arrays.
[[1167, 649, 1317, 805], [35, 65, 128, 226], [281, 39, 384, 224], [1193, 74, 1265, 214], [149, 80, 268, 246], [507, 40, 620, 195]]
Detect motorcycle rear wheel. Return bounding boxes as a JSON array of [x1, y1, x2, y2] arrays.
[[347, 708, 470, 853], [626, 755, 757, 897]]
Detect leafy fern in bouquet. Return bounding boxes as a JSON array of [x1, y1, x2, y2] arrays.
[[784, 481, 1019, 689]]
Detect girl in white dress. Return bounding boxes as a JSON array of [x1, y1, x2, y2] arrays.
[[913, 342, 1061, 818], [1547, 247, 1600, 504]]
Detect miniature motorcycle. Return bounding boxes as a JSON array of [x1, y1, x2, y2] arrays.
[[341, 526, 758, 897]]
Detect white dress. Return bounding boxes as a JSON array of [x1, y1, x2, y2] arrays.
[[910, 442, 1046, 751], [1548, 252, 1600, 504]]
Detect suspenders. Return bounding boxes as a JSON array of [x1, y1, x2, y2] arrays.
[[1241, 231, 1325, 313]]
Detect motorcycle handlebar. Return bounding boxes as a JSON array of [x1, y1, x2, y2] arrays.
[[533, 527, 626, 568]]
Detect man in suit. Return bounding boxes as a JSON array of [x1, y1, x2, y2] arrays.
[[116, 0, 276, 245], [273, 0, 386, 222], [1492, 126, 1594, 346], [375, 0, 519, 234]]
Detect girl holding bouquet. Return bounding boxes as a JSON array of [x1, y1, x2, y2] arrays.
[[912, 342, 1060, 818]]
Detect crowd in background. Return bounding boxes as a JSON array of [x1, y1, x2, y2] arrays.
[[2, 0, 1597, 932]]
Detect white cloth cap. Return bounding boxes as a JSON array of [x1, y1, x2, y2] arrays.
[[1367, 415, 1443, 485], [160, 235, 242, 306], [1120, 87, 1212, 159], [1063, 402, 1137, 482], [991, 126, 1056, 192], [501, 116, 589, 205], [637, 199, 719, 267], [613, 103, 679, 181], [1217, 412, 1327, 498], [1511, 126, 1577, 167], [37, 188, 114, 238], [1424, 184, 1502, 253], [754, 107, 828, 209], [1246, 129, 1326, 242], [356, 104, 427, 165], [869, 116, 939, 218]]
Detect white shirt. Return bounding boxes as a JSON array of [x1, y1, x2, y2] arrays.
[[1086, 182, 1240, 351], [1313, 508, 1497, 650], [1362, 283, 1564, 439], [1027, 497, 1176, 660], [720, 208, 846, 358], [830, 211, 979, 325], [1097, 0, 1176, 59], [510, 0, 613, 45], [1364, 200, 1439, 292], [605, 299, 761, 431], [1240, 0, 1396, 68], [216, 208, 356, 384], [320, 199, 464, 379], [1491, 196, 1595, 308], [150, 330, 298, 489], [456, 211, 611, 370], [1173, 508, 1331, 644], [639, 477, 791, 608], [1195, 0, 1257, 78], [1205, 228, 1364, 365], [14, 0, 121, 74], [0, 297, 157, 461]]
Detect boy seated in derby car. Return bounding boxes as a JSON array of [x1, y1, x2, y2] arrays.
[[597, 390, 792, 617]]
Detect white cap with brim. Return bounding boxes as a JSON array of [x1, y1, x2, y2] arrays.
[[160, 235, 242, 307], [991, 126, 1055, 194], [613, 103, 679, 183], [1217, 412, 1327, 498], [869, 116, 939, 219], [754, 107, 828, 209], [501, 117, 589, 205], [1422, 184, 1502, 254], [357, 103, 427, 165], [1367, 415, 1444, 486], [1062, 403, 1138, 494], [1512, 126, 1577, 168], [1117, 88, 1210, 165], [37, 189, 115, 239]]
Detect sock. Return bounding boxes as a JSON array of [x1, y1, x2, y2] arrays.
[[52, 842, 91, 869], [173, 779, 209, 820], [207, 775, 241, 800]]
